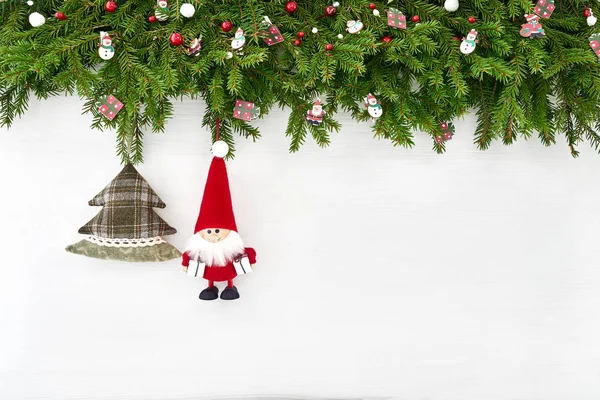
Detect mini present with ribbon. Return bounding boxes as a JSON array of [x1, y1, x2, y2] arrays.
[[533, 0, 555, 19], [387, 8, 407, 30], [261, 16, 284, 46], [99, 95, 123, 121], [440, 121, 455, 141], [233, 99, 259, 122], [590, 34, 600, 58]]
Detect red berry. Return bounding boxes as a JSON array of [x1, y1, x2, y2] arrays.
[[55, 12, 66, 20], [221, 20, 232, 32], [452, 36, 460, 41], [148, 15, 157, 23], [294, 39, 301, 46], [104, 1, 117, 13], [325, 5, 337, 16], [285, 1, 298, 14], [325, 43, 333, 51], [297, 31, 305, 39], [369, 3, 376, 10], [169, 32, 183, 46], [411, 15, 420, 23], [584, 8, 592, 18], [468, 16, 476, 23], [382, 35, 392, 43]]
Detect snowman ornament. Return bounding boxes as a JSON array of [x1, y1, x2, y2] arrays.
[[460, 29, 478, 55], [98, 32, 115, 61], [155, 0, 169, 21], [364, 93, 383, 119], [346, 20, 364, 34], [231, 28, 246, 52]]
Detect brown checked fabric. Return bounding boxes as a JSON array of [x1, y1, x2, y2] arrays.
[[78, 164, 177, 239]]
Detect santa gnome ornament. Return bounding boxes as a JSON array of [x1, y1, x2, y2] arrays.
[[182, 141, 257, 301]]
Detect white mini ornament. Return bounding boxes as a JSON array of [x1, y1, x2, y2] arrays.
[[364, 93, 383, 119], [211, 140, 229, 158], [346, 20, 364, 34], [231, 28, 246, 51], [444, 0, 459, 12], [180, 3, 195, 18], [155, 0, 169, 21], [460, 29, 478, 55], [312, 27, 318, 34], [28, 12, 45, 27], [588, 10, 598, 26], [98, 31, 115, 60]]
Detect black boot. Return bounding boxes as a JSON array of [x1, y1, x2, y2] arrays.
[[220, 286, 240, 300], [199, 286, 219, 300]]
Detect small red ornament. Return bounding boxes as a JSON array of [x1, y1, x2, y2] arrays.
[[104, 1, 117, 13], [382, 35, 392, 43], [285, 1, 298, 14], [468, 16, 476, 23], [169, 32, 183, 46], [325, 5, 337, 16], [55, 12, 67, 20], [148, 15, 157, 23], [297, 31, 305, 39], [369, 3, 377, 10], [584, 8, 592, 18], [325, 43, 333, 51], [221, 20, 233, 32], [294, 39, 301, 46], [411, 15, 420, 23]]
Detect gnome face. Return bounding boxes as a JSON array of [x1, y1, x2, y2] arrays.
[[466, 31, 477, 41], [158, 0, 168, 8], [102, 37, 112, 47], [199, 228, 231, 243]]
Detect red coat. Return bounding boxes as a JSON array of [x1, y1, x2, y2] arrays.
[[182, 247, 256, 282]]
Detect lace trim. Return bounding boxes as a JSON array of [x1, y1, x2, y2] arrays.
[[84, 235, 166, 248]]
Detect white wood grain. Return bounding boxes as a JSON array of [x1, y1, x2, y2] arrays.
[[0, 96, 599, 400]]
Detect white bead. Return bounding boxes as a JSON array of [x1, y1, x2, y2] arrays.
[[373, 9, 380, 16], [333, 1, 340, 7], [312, 27, 318, 33], [444, 0, 459, 12], [226, 51, 233, 59], [211, 140, 229, 158], [28, 12, 45, 27], [180, 3, 195, 18], [337, 34, 343, 39], [26, 0, 33, 5], [588, 15, 598, 26]]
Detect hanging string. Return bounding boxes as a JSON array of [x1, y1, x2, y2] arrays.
[[215, 117, 221, 141]]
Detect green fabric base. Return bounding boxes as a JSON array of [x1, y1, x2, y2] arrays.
[[66, 239, 181, 262]]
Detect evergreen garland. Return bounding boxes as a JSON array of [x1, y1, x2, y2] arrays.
[[1, 0, 600, 163]]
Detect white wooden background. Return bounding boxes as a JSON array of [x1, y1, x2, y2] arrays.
[[1, 96, 599, 400]]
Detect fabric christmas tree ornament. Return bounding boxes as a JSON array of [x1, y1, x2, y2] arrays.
[[182, 141, 257, 301], [66, 164, 181, 262]]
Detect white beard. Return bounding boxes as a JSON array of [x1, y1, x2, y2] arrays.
[[184, 231, 245, 267]]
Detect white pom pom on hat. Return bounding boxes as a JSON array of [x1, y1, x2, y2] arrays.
[[211, 140, 229, 158]]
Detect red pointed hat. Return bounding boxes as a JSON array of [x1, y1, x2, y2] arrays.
[[194, 142, 237, 233]]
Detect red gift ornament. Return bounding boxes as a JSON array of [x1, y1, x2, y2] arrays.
[[589, 34, 600, 58], [533, 0, 555, 19], [233, 100, 259, 122], [263, 22, 284, 46], [387, 8, 407, 30], [99, 95, 124, 121]]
